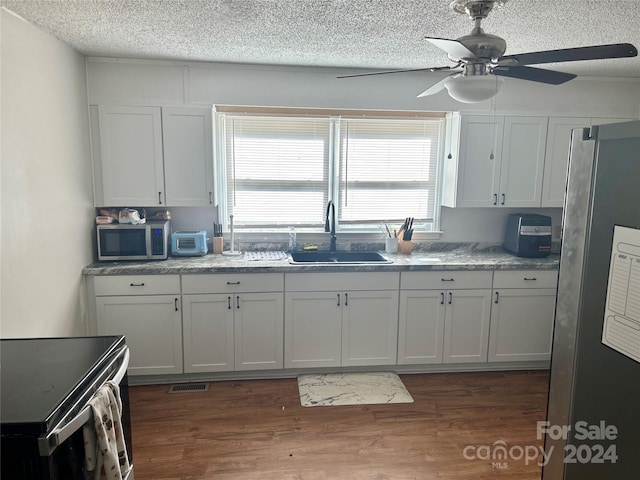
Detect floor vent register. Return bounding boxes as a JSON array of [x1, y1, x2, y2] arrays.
[[168, 383, 209, 393]]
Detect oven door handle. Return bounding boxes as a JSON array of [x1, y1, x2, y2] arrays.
[[38, 346, 130, 456]]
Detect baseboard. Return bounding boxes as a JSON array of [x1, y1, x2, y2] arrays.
[[128, 361, 550, 386]]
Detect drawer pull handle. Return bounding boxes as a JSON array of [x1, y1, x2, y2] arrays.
[[448, 292, 453, 304], [493, 193, 498, 205], [236, 295, 240, 309], [337, 293, 341, 306], [524, 277, 537, 281], [440, 292, 445, 305], [158, 192, 163, 205], [345, 293, 348, 307], [174, 298, 179, 311], [501, 193, 506, 205], [495, 292, 500, 304], [130, 283, 145, 287], [441, 278, 455, 282], [226, 281, 241, 285], [227, 296, 231, 310]]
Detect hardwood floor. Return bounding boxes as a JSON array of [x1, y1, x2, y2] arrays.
[[128, 370, 549, 480]]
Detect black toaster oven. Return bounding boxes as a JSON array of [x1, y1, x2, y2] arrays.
[[504, 213, 552, 258]]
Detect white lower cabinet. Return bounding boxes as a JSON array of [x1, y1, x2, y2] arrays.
[[341, 290, 400, 366], [398, 290, 445, 364], [234, 292, 284, 370], [399, 271, 493, 365], [181, 294, 234, 372], [90, 267, 558, 377], [284, 291, 343, 368], [284, 272, 400, 368], [181, 274, 284, 373], [442, 289, 492, 363], [488, 270, 558, 362], [93, 275, 182, 376]]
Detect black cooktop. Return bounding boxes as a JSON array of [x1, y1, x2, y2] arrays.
[[0, 336, 125, 436]]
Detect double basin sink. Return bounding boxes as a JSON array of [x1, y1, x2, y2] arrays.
[[289, 251, 392, 265]]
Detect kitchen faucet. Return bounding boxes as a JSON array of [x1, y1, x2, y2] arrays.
[[325, 200, 337, 252]]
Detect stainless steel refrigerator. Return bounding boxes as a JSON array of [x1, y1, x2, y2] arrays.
[[543, 120, 640, 479]]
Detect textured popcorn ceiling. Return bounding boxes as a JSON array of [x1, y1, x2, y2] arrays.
[[3, 0, 640, 77]]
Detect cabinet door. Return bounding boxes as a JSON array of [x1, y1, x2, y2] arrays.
[[96, 295, 182, 375], [162, 107, 214, 206], [97, 106, 164, 206], [488, 288, 557, 362], [234, 293, 284, 370], [500, 116, 548, 207], [541, 117, 589, 207], [454, 115, 503, 207], [342, 290, 399, 366], [182, 294, 234, 373], [284, 292, 342, 368], [443, 289, 492, 363], [398, 290, 445, 364]]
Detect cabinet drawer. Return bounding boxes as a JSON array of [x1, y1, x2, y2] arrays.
[[493, 270, 558, 289], [182, 273, 284, 294], [94, 275, 180, 296], [285, 272, 399, 292], [401, 271, 493, 290]]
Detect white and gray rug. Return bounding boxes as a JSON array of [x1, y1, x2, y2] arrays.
[[297, 372, 414, 407]]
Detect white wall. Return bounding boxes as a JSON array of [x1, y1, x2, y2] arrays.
[[1, 9, 94, 338]]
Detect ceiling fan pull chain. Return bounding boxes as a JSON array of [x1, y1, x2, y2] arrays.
[[447, 96, 454, 159]]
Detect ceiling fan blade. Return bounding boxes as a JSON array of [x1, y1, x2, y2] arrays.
[[337, 65, 455, 79], [498, 43, 638, 66], [416, 74, 457, 98], [425, 37, 480, 61], [492, 66, 577, 85]]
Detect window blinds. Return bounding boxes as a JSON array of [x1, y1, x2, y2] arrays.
[[223, 115, 331, 228], [338, 118, 442, 224], [221, 113, 442, 230]]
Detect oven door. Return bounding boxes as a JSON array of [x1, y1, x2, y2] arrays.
[[34, 346, 133, 479]]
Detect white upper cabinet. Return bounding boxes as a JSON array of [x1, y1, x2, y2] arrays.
[[541, 117, 631, 207], [162, 107, 214, 207], [500, 116, 548, 207], [93, 105, 214, 207], [442, 114, 548, 208], [97, 106, 165, 206], [541, 117, 589, 207]]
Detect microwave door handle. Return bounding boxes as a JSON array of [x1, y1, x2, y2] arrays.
[[38, 347, 130, 456], [146, 226, 153, 258]]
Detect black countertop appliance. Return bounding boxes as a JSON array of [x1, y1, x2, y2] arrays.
[[504, 213, 552, 258], [0, 335, 133, 479]]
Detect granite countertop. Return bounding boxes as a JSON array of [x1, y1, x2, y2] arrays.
[[82, 249, 559, 275]]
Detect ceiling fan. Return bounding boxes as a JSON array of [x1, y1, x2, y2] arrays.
[[338, 0, 638, 103]]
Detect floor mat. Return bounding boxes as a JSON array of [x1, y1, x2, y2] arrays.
[[297, 372, 414, 407]]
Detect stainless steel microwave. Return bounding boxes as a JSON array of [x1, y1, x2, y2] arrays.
[[96, 221, 170, 261]]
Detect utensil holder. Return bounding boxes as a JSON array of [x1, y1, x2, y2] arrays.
[[213, 237, 223, 254], [398, 239, 413, 254], [385, 237, 398, 254]]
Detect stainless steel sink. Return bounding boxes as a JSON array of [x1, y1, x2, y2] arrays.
[[289, 251, 392, 264]]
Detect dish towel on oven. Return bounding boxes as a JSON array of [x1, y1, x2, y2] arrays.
[[83, 380, 131, 480]]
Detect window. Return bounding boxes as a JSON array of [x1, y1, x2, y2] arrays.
[[338, 119, 441, 229], [217, 111, 444, 232]]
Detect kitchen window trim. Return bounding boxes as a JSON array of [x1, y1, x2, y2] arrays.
[[214, 108, 446, 238]]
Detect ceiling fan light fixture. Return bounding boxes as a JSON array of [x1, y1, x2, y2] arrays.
[[444, 75, 503, 103]]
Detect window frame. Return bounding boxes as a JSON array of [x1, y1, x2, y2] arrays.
[[215, 109, 446, 235]]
